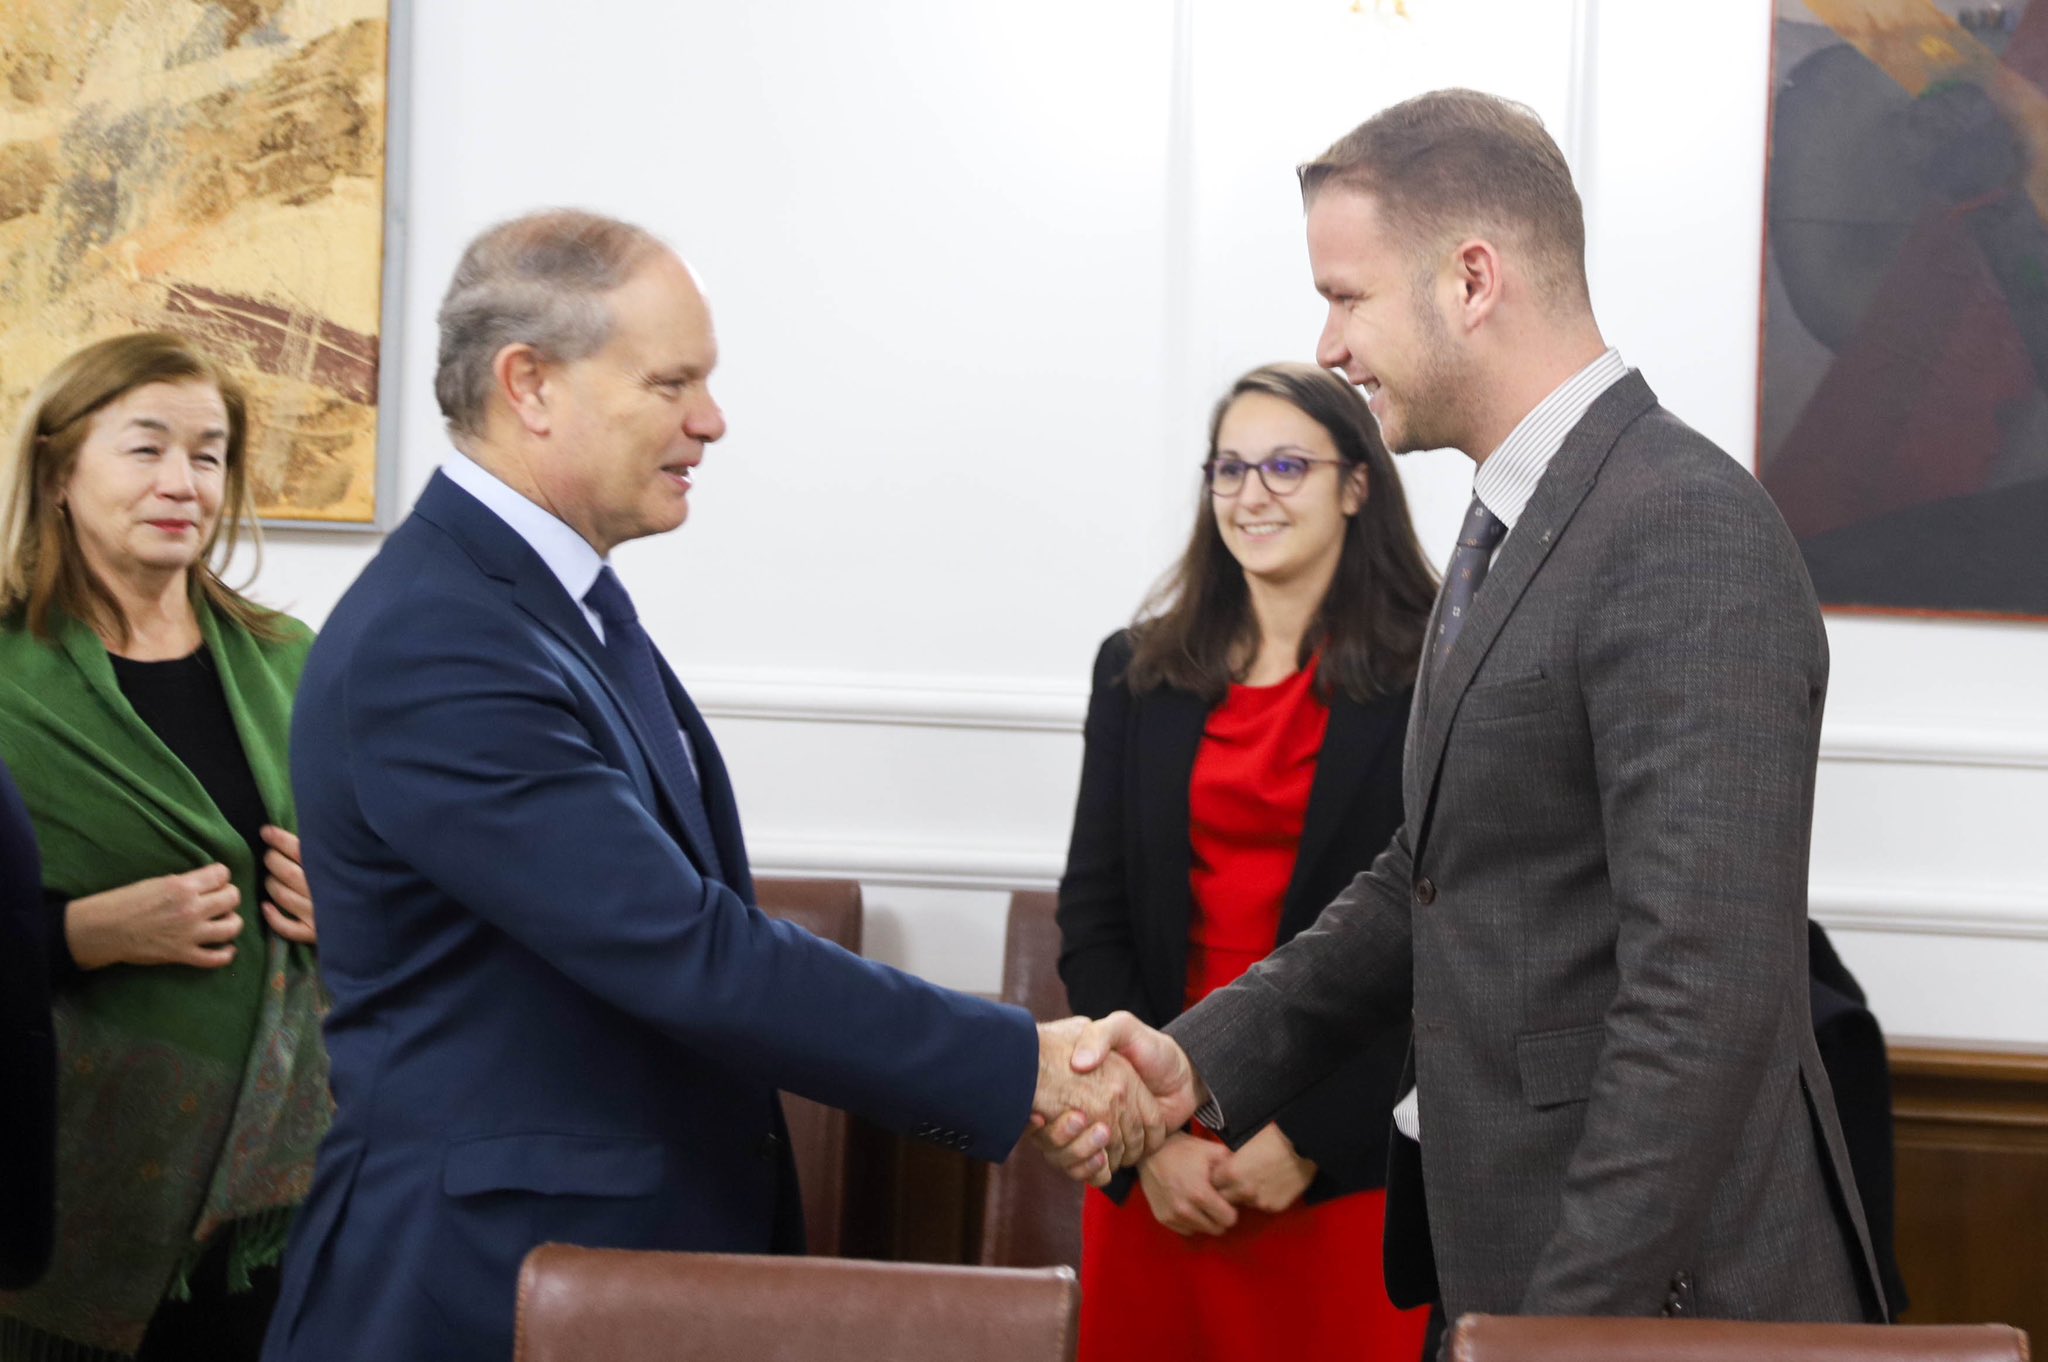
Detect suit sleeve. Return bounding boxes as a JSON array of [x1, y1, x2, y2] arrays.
[[1167, 825, 1417, 1150], [342, 597, 1037, 1162], [1055, 632, 1155, 1024], [1521, 471, 1827, 1311], [1266, 696, 1414, 1198]]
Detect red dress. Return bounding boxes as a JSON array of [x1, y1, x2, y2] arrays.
[[1077, 663, 1428, 1362]]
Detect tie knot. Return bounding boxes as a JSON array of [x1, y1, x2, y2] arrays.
[[584, 565, 637, 629], [1459, 497, 1508, 551]]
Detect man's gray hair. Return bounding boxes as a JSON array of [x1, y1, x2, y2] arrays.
[[434, 209, 669, 437]]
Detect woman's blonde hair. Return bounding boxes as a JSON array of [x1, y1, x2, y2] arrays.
[[0, 331, 280, 644]]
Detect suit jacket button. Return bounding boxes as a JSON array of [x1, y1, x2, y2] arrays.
[[1414, 878, 1437, 905], [756, 1132, 783, 1161]]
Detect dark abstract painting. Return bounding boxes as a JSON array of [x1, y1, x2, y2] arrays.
[[1762, 0, 2048, 618]]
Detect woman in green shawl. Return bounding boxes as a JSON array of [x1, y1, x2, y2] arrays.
[[0, 333, 330, 1362]]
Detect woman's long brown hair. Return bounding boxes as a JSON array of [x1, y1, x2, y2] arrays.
[[1126, 362, 1438, 704]]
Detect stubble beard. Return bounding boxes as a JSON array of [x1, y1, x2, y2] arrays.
[[1384, 287, 1479, 457]]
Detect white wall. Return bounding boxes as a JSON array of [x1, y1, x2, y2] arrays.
[[244, 0, 2048, 1044]]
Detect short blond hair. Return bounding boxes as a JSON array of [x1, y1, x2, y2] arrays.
[[1300, 89, 1589, 307], [0, 331, 277, 643]]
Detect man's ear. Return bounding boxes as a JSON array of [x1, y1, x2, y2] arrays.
[[493, 343, 553, 437], [1450, 237, 1504, 333]]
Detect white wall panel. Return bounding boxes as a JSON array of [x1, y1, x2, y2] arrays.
[[221, 0, 2045, 1039]]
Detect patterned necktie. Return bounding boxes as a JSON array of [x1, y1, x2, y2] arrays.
[[1431, 495, 1510, 673], [583, 566, 725, 881]]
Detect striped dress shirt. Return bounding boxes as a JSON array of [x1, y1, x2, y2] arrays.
[[1473, 347, 1629, 553]]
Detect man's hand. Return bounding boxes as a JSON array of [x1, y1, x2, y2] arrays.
[[1138, 1133, 1238, 1236], [1034, 1011, 1207, 1184], [1210, 1122, 1315, 1213], [1032, 1017, 1165, 1185]]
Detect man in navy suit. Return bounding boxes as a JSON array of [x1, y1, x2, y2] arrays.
[[0, 755, 53, 1290], [263, 210, 1157, 1362]]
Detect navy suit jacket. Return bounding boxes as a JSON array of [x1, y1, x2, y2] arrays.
[[0, 755, 53, 1289], [264, 473, 1037, 1362]]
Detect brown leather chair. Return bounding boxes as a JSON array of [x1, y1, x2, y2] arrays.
[[1446, 1314, 2030, 1362], [754, 877, 863, 1257], [977, 890, 1084, 1269], [514, 1244, 1079, 1362]]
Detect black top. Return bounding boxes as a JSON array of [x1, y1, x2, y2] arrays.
[[47, 647, 268, 983], [1, 753, 55, 1286]]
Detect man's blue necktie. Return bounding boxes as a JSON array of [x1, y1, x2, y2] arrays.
[[1431, 495, 1510, 675], [583, 566, 725, 882]]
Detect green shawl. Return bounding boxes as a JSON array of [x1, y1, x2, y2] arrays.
[[0, 606, 331, 1361]]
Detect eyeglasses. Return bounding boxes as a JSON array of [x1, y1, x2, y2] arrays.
[[1203, 452, 1346, 497]]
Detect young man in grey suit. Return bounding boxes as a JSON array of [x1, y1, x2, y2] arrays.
[[1039, 89, 1887, 1324]]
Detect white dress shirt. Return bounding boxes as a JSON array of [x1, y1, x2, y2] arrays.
[[439, 450, 697, 776], [441, 450, 611, 642]]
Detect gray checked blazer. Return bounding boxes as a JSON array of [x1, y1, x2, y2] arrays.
[[1168, 372, 1887, 1322]]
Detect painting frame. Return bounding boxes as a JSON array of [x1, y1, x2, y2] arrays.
[[1753, 0, 2048, 625], [0, 0, 410, 531]]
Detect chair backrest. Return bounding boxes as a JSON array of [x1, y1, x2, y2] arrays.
[[1446, 1314, 2030, 1362], [754, 877, 863, 1258], [977, 890, 1084, 1269], [515, 1245, 1079, 1362]]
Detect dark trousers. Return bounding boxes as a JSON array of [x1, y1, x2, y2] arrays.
[[137, 1239, 280, 1362]]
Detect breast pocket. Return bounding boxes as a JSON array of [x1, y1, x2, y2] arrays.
[[424, 1134, 667, 1329], [1458, 672, 1561, 724], [1516, 1022, 1607, 1109]]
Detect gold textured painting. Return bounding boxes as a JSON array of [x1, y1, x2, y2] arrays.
[[0, 0, 391, 524]]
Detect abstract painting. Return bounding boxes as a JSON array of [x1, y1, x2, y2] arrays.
[[1761, 0, 2048, 618], [0, 0, 392, 525]]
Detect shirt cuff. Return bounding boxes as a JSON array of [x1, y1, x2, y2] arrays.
[[1193, 1094, 1226, 1132], [1392, 1084, 1421, 1142]]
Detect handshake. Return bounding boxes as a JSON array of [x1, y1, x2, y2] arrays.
[[1028, 1013, 1206, 1186]]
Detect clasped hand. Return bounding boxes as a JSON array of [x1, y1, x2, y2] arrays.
[[1028, 1011, 1205, 1187]]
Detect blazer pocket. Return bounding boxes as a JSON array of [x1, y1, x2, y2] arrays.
[[442, 1133, 665, 1198], [1516, 1023, 1607, 1109], [1458, 672, 1559, 723]]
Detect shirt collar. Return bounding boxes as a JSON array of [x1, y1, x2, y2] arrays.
[[1472, 347, 1628, 532], [440, 449, 607, 607]]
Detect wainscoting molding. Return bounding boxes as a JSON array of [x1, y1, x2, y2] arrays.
[[703, 671, 2048, 936], [745, 837, 1062, 892], [686, 669, 1086, 733], [744, 838, 2048, 942], [690, 667, 2048, 770]]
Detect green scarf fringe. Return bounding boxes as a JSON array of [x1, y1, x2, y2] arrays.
[[164, 1205, 300, 1302], [1, 1209, 301, 1361]]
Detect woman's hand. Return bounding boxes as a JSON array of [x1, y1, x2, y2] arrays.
[[1210, 1122, 1316, 1214], [65, 864, 243, 969], [1137, 1132, 1239, 1237], [260, 825, 317, 945]]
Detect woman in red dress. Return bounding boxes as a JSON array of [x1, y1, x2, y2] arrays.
[[1057, 362, 1439, 1362]]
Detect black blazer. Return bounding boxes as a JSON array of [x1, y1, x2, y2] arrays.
[[0, 754, 54, 1288], [1057, 630, 1413, 1204]]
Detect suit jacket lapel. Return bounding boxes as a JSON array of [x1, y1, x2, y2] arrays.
[[412, 473, 723, 876], [1409, 373, 1659, 848], [1134, 686, 1208, 1015], [1282, 691, 1399, 940]]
